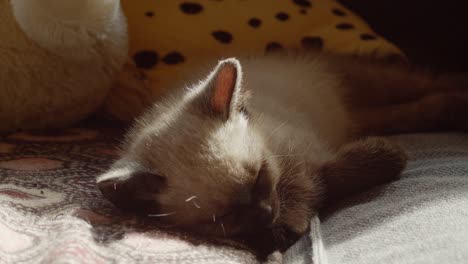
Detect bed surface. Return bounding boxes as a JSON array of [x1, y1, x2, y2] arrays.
[[1, 122, 467, 264], [0, 123, 263, 263]]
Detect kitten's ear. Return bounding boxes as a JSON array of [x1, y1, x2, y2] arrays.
[[198, 58, 245, 119], [96, 167, 166, 214]]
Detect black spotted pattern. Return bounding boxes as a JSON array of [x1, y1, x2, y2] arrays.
[[293, 0, 311, 8], [248, 18, 262, 28], [332, 8, 346, 16], [180, 2, 204, 14], [360, 33, 377, 40], [300, 9, 307, 15], [212, 31, 233, 44], [336, 23, 354, 30], [145, 11, 155, 17], [301, 36, 323, 50], [276, 12, 290, 21], [265, 42, 284, 53], [133, 51, 159, 69], [162, 52, 185, 65]]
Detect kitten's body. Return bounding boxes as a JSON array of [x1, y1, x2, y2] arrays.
[[247, 55, 351, 158], [97, 52, 468, 257], [218, 55, 354, 235]]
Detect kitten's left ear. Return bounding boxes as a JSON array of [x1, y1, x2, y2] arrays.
[[97, 167, 167, 214], [199, 58, 245, 119]]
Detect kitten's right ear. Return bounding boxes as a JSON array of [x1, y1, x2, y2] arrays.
[[196, 58, 246, 120]]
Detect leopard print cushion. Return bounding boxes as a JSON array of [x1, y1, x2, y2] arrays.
[[105, 0, 403, 121]]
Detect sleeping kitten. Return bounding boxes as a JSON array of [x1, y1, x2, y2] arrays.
[[97, 52, 468, 257]]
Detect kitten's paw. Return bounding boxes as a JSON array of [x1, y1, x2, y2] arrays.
[[321, 137, 407, 201], [343, 137, 407, 180]]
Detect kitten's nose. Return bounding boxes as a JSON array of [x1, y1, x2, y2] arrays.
[[259, 201, 273, 215], [256, 201, 275, 226]]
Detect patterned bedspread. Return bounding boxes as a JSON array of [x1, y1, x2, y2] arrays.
[[5, 120, 466, 264], [317, 133, 468, 264], [0, 121, 269, 264]]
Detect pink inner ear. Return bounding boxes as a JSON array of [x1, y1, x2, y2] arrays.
[[211, 63, 237, 114]]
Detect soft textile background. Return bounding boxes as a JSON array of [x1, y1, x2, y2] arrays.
[[2, 123, 467, 264], [314, 133, 468, 264], [0, 124, 266, 263]]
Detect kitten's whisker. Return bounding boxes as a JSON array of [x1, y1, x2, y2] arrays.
[[220, 222, 226, 237], [148, 212, 176, 217], [185, 195, 197, 202], [113, 183, 117, 190], [254, 112, 265, 125], [212, 214, 216, 223], [265, 121, 287, 142], [288, 139, 293, 153], [184, 195, 201, 208]]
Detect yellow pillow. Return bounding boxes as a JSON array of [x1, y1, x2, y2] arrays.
[[105, 0, 403, 121]]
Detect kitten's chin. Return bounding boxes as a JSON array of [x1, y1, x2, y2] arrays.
[[237, 224, 304, 259], [183, 219, 304, 258]]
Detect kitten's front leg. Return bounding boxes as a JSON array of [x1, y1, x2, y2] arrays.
[[320, 137, 407, 202], [10, 0, 127, 60]]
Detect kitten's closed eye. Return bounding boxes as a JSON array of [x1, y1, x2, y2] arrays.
[[221, 161, 279, 233], [252, 161, 272, 200]]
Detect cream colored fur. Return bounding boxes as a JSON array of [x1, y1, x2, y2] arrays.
[[97, 54, 352, 236], [96, 51, 468, 257], [0, 0, 128, 131]]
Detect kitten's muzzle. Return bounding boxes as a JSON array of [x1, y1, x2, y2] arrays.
[[256, 201, 273, 226], [253, 199, 280, 228]]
